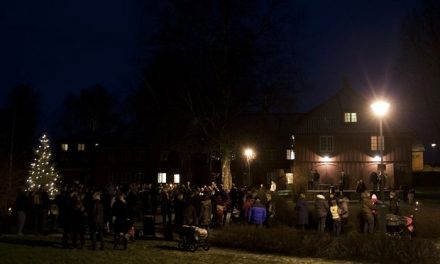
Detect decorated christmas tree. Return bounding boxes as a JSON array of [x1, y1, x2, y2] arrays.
[[26, 134, 60, 198]]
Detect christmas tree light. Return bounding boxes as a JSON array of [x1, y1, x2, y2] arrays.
[[26, 134, 60, 198]]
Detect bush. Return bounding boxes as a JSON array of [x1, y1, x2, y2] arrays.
[[211, 225, 440, 264]]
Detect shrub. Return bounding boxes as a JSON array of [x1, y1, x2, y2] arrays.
[[210, 225, 440, 264]]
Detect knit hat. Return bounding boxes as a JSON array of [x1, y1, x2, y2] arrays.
[[316, 194, 325, 200], [92, 192, 101, 201]]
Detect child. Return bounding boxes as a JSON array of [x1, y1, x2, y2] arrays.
[[329, 199, 341, 236]]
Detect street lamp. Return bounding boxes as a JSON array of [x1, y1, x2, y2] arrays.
[[371, 100, 390, 203], [244, 148, 255, 186]]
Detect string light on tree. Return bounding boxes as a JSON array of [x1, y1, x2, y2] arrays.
[[26, 134, 60, 198]]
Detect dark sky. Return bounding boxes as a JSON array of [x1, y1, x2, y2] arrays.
[[0, 0, 421, 129]]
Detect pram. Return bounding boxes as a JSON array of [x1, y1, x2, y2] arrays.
[[385, 213, 414, 238], [178, 225, 210, 252]]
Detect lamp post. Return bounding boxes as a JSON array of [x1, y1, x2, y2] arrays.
[[244, 148, 255, 186], [371, 100, 390, 204]]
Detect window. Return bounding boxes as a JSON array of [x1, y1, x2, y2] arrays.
[[174, 174, 180, 184], [78, 143, 85, 151], [286, 149, 295, 160], [371, 136, 384, 151], [61, 144, 68, 151], [344, 112, 357, 123], [158, 172, 167, 183], [320, 136, 334, 153]]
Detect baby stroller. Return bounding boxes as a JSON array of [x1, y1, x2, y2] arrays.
[[178, 225, 210, 252], [385, 213, 415, 238], [113, 217, 133, 250]]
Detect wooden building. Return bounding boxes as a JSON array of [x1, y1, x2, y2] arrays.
[[293, 85, 413, 190]]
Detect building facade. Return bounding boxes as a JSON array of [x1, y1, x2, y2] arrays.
[[293, 86, 413, 190]]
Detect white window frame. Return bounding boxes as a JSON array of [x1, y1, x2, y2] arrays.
[[61, 143, 68, 151], [78, 143, 85, 151], [371, 135, 384, 151], [286, 149, 295, 160], [320, 136, 334, 153], [344, 112, 357, 123], [158, 172, 167, 183]]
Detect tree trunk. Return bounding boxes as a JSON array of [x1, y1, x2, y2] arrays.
[[221, 154, 232, 190]]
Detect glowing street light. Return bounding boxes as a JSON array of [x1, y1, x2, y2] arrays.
[[371, 100, 389, 203], [244, 148, 255, 185]]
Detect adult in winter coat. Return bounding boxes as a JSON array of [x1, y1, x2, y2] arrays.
[[112, 193, 128, 249], [314, 194, 329, 232], [71, 195, 87, 249], [338, 196, 350, 233], [295, 193, 309, 230], [248, 197, 267, 226], [89, 192, 105, 250], [361, 191, 377, 233], [199, 195, 212, 228], [356, 180, 367, 201], [183, 198, 198, 226], [388, 191, 399, 215]]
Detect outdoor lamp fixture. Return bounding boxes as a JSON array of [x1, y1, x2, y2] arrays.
[[371, 100, 390, 204], [321, 155, 331, 163], [432, 143, 437, 148], [244, 148, 255, 185]]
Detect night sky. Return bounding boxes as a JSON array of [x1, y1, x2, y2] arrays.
[[0, 0, 421, 129]]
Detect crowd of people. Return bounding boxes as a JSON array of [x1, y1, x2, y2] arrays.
[[10, 181, 277, 250], [7, 178, 412, 250]]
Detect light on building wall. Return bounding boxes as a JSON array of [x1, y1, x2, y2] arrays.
[[373, 155, 381, 162], [174, 174, 180, 183], [321, 156, 331, 162], [432, 143, 437, 148]]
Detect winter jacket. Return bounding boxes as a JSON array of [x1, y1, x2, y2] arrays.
[[295, 198, 309, 225], [361, 197, 376, 218], [199, 199, 212, 226], [338, 197, 349, 219], [314, 198, 329, 218], [330, 205, 341, 221], [183, 202, 198, 226], [248, 202, 267, 225]]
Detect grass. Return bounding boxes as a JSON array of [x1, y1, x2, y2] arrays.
[[0, 235, 359, 264], [210, 225, 440, 264]]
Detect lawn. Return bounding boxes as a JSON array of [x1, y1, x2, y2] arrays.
[[0, 235, 361, 264]]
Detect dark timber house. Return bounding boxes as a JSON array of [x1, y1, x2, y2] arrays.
[[293, 85, 413, 190]]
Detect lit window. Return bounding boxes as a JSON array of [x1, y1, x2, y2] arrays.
[[320, 136, 334, 153], [61, 144, 68, 151], [344, 112, 357, 122], [174, 174, 180, 184], [286, 149, 295, 160], [285, 173, 293, 184], [78, 144, 85, 151], [371, 136, 384, 151], [158, 172, 166, 183]]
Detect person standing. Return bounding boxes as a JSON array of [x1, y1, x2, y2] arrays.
[[15, 188, 29, 236], [199, 195, 212, 227], [388, 191, 399, 215], [329, 199, 341, 236], [356, 180, 366, 201], [112, 193, 128, 250], [361, 191, 376, 233], [270, 181, 277, 193], [248, 197, 267, 227], [295, 193, 309, 230], [90, 192, 105, 250], [314, 194, 328, 232], [370, 172, 379, 192], [339, 171, 347, 194], [313, 170, 321, 190], [338, 195, 350, 233]]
